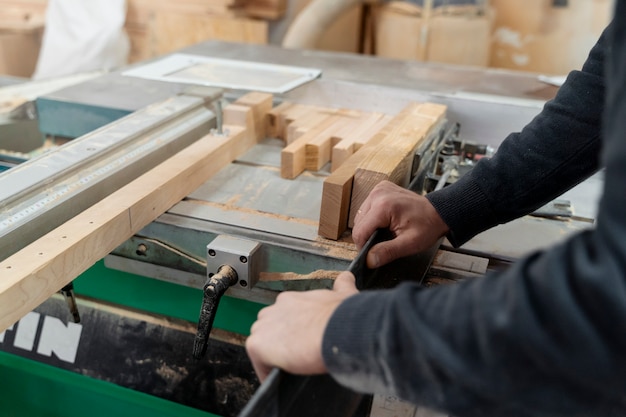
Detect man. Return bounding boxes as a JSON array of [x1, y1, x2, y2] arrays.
[[246, 3, 626, 415]]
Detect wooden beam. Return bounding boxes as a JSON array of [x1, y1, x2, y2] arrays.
[[348, 102, 446, 227], [0, 122, 255, 333]]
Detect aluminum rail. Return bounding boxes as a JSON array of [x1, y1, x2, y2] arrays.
[[0, 90, 221, 262]]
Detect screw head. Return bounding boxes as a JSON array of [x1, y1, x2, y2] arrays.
[[239, 280, 248, 287], [208, 249, 216, 257], [136, 244, 148, 256], [239, 256, 248, 263]]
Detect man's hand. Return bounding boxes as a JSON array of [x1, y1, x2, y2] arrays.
[[246, 272, 359, 382], [352, 181, 449, 268]]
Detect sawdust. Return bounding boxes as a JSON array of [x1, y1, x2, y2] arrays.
[[259, 269, 341, 282], [186, 199, 319, 226], [311, 237, 357, 260]]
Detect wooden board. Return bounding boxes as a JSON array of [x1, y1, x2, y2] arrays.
[[0, 107, 261, 333], [372, 2, 492, 67], [348, 102, 446, 227]]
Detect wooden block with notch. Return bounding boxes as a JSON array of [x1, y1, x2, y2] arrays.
[[348, 102, 447, 227], [281, 115, 342, 179], [267, 103, 321, 141], [304, 110, 362, 171], [234, 91, 273, 141], [330, 113, 391, 172]]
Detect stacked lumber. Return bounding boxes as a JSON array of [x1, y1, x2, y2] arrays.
[[266, 103, 391, 180], [319, 102, 446, 240], [264, 99, 446, 241]]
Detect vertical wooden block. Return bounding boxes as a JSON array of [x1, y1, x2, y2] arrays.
[[348, 103, 446, 227], [317, 112, 402, 240], [235, 91, 274, 142]]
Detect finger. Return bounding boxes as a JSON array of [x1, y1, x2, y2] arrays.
[[250, 355, 272, 382], [246, 336, 273, 382], [352, 207, 389, 249], [333, 272, 358, 294], [367, 233, 419, 268]]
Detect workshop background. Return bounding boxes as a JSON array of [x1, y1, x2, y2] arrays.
[[0, 0, 614, 79], [0, 1, 613, 417]]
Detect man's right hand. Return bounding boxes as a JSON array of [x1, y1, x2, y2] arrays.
[[352, 181, 450, 268]]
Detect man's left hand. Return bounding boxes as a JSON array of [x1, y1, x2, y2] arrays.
[[246, 272, 358, 382]]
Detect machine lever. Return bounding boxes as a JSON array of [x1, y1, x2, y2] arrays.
[[193, 264, 238, 359]]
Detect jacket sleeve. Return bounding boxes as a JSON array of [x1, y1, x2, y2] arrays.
[[426, 25, 606, 247], [322, 11, 626, 417]]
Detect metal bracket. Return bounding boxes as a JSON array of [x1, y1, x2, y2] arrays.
[[206, 235, 261, 289]]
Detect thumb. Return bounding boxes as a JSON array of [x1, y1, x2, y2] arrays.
[[333, 272, 358, 295]]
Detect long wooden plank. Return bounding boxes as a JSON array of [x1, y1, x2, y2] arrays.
[[348, 102, 446, 227], [0, 122, 255, 332]]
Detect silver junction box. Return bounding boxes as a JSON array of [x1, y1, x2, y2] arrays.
[[206, 235, 261, 289]]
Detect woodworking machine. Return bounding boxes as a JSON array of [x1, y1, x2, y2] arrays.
[[0, 42, 601, 417]]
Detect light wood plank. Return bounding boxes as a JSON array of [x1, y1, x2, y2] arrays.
[[0, 123, 255, 333], [348, 102, 446, 227]]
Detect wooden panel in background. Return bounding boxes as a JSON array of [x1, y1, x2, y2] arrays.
[[152, 12, 267, 56], [489, 0, 612, 74], [372, 2, 492, 67]]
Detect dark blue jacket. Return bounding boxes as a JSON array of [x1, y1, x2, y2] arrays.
[[323, 4, 626, 416]]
